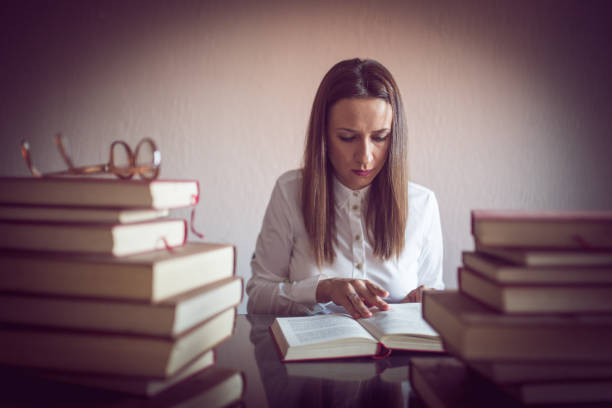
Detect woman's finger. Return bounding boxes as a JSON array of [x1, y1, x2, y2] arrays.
[[408, 285, 428, 302], [346, 291, 372, 319], [363, 281, 390, 310], [364, 280, 389, 298]]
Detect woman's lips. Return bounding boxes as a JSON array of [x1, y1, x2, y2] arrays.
[[352, 169, 373, 177]]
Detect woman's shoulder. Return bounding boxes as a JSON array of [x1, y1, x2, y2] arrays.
[[276, 168, 302, 186], [407, 181, 438, 212], [270, 169, 302, 208], [408, 181, 436, 199]]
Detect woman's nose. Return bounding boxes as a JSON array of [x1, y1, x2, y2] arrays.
[[355, 139, 373, 166]]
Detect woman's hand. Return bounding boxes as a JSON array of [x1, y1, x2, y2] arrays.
[[316, 278, 390, 319], [401, 285, 429, 303]]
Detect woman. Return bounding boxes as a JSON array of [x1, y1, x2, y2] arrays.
[[246, 58, 444, 318]]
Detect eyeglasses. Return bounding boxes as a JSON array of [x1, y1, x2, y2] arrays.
[[21, 134, 161, 180]]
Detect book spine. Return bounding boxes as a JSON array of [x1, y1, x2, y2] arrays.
[[372, 343, 392, 360]]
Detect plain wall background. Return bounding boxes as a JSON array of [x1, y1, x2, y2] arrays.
[[1, 0, 611, 313]]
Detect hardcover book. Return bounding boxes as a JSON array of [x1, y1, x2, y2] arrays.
[[0, 307, 236, 377], [422, 291, 612, 363], [0, 177, 200, 209], [410, 356, 520, 408], [504, 378, 612, 405], [410, 357, 606, 408], [0, 219, 187, 256], [43, 350, 215, 396], [2, 364, 244, 407], [143, 366, 244, 408], [146, 366, 244, 408], [458, 267, 612, 314], [270, 303, 442, 362], [0, 204, 169, 223], [471, 210, 612, 249], [0, 277, 242, 337], [468, 360, 612, 384], [463, 251, 612, 284], [474, 245, 612, 267], [0, 243, 235, 301]]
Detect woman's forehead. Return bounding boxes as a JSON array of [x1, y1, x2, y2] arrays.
[[328, 98, 392, 130]]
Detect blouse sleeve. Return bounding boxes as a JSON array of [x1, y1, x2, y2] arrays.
[[246, 177, 319, 315], [416, 191, 445, 290]]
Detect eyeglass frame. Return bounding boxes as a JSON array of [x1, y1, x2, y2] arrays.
[[21, 134, 161, 180]]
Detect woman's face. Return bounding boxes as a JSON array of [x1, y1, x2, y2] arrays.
[[327, 97, 392, 190]]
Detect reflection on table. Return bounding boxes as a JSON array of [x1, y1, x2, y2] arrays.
[[216, 314, 438, 408], [0, 314, 438, 407]]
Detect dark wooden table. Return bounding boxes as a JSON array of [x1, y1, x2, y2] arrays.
[[0, 315, 435, 407], [215, 315, 430, 408]]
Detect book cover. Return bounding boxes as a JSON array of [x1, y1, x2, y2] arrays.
[[0, 307, 236, 377], [0, 277, 243, 337], [410, 356, 520, 408], [471, 210, 612, 249], [422, 291, 612, 363], [0, 204, 169, 223], [0, 218, 187, 256], [0, 243, 235, 301], [142, 366, 244, 407], [0, 242, 236, 302], [411, 356, 610, 407], [0, 364, 244, 407], [41, 349, 216, 396], [474, 245, 612, 267], [0, 177, 200, 209], [502, 378, 612, 405], [463, 250, 612, 283], [458, 266, 612, 314], [468, 360, 612, 385]]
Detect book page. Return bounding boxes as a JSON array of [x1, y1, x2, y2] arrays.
[[276, 314, 376, 347], [358, 303, 438, 339]]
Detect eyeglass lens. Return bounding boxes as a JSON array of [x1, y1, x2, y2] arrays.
[[110, 141, 134, 179], [134, 139, 160, 179]]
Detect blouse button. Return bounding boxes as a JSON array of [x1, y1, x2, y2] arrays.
[[356, 263, 363, 270], [352, 205, 359, 212], [355, 234, 361, 241]]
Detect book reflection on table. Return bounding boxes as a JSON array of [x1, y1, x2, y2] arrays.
[[1, 365, 245, 407], [248, 314, 412, 408], [285, 359, 411, 383]]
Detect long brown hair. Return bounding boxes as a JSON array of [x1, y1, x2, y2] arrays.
[[302, 58, 408, 267]]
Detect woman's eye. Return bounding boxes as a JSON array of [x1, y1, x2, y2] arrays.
[[338, 134, 356, 142], [372, 134, 389, 142]]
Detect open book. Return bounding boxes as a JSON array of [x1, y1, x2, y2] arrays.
[[270, 303, 443, 362]]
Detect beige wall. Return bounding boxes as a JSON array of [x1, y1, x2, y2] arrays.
[[2, 1, 611, 312]]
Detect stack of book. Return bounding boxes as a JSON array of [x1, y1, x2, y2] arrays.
[[413, 210, 612, 407], [0, 176, 244, 403]]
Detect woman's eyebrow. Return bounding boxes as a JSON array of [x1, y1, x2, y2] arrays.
[[372, 128, 391, 134], [335, 127, 390, 133], [335, 127, 359, 133]]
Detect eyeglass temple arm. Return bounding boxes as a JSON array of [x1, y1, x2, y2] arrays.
[[20, 141, 42, 177], [20, 134, 74, 177], [54, 133, 75, 169]]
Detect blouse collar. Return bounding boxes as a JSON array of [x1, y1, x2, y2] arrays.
[[333, 176, 370, 208]]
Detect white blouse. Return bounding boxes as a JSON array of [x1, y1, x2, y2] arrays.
[[246, 169, 444, 315]]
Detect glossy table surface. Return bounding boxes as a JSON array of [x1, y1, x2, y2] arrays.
[[1, 314, 436, 407], [216, 314, 431, 408]]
